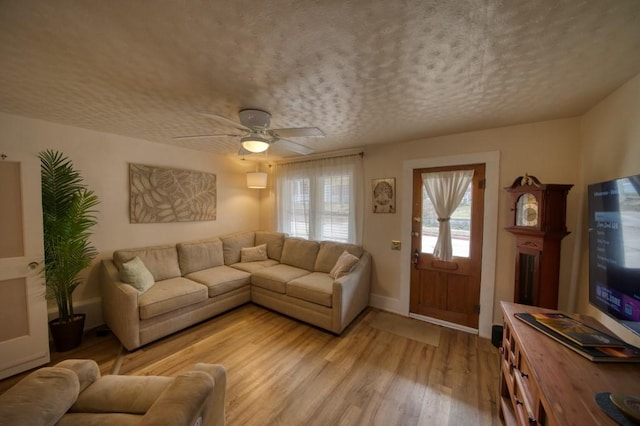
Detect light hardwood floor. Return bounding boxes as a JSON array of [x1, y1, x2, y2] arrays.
[[1, 305, 501, 425]]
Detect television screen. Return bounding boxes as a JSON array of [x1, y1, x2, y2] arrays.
[[588, 174, 640, 336]]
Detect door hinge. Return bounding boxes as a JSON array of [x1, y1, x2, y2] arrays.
[[474, 304, 481, 314], [478, 179, 486, 189]]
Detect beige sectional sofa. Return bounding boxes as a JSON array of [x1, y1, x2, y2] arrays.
[[101, 231, 371, 350], [0, 359, 226, 426]]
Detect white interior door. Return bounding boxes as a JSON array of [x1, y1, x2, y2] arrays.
[[0, 151, 50, 379]]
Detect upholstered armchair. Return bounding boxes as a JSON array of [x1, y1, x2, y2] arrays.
[[0, 359, 226, 426]]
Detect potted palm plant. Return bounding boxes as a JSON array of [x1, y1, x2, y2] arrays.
[[40, 150, 99, 352]]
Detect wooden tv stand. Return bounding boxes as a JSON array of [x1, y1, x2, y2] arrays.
[[499, 301, 640, 425]]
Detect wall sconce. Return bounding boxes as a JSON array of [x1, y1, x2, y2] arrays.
[[246, 171, 267, 189]]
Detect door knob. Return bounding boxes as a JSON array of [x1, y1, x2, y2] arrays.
[[28, 261, 39, 270]]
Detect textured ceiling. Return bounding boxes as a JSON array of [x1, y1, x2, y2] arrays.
[[1, 0, 640, 159]]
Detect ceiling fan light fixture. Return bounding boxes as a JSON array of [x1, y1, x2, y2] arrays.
[[241, 135, 270, 153]]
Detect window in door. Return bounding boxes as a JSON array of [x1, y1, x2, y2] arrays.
[[421, 182, 473, 258]]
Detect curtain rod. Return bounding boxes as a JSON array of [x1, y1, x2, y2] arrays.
[[272, 150, 364, 166]]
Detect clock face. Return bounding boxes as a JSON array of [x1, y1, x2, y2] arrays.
[[516, 193, 539, 227]]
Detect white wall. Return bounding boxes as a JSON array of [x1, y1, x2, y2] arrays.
[[578, 72, 640, 347], [362, 118, 582, 330], [0, 112, 261, 328]]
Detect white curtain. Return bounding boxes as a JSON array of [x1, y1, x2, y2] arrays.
[[274, 154, 363, 244], [422, 170, 474, 261]]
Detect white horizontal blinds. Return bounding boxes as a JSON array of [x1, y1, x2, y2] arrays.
[[275, 154, 362, 244], [276, 169, 310, 239], [319, 173, 352, 242], [290, 177, 310, 239], [422, 170, 474, 261]]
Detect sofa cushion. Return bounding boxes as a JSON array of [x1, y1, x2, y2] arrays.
[[230, 259, 279, 273], [138, 277, 208, 320], [241, 244, 268, 262], [314, 241, 363, 273], [251, 264, 311, 294], [114, 245, 181, 282], [177, 238, 224, 275], [255, 231, 286, 261], [0, 367, 80, 426], [329, 250, 360, 279], [280, 238, 320, 271], [71, 375, 173, 414], [186, 265, 251, 297], [142, 371, 214, 425], [287, 272, 334, 307], [220, 231, 256, 265], [119, 257, 155, 293]]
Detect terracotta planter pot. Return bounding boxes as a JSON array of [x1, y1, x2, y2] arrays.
[[49, 313, 86, 352]]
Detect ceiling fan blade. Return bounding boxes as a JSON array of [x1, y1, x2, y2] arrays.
[[172, 133, 243, 140], [199, 113, 250, 132], [271, 127, 325, 138], [276, 138, 315, 155]]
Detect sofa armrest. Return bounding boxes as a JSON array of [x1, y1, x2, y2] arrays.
[[141, 368, 222, 426], [332, 252, 372, 333], [54, 359, 101, 392], [192, 364, 226, 426], [0, 367, 80, 425], [100, 259, 141, 350]]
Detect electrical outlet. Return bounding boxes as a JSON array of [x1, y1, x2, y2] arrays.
[[391, 240, 401, 250]]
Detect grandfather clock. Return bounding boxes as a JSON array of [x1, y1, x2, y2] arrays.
[[504, 174, 573, 309]]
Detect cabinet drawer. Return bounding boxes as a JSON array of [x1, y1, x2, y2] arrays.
[[513, 370, 538, 425], [516, 355, 539, 409], [501, 358, 515, 394]]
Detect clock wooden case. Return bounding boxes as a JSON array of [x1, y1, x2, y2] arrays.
[[504, 175, 573, 309]]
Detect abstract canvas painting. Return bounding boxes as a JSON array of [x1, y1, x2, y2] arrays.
[[129, 163, 217, 223]]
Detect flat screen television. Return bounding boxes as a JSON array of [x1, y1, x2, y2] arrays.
[[588, 173, 640, 336]]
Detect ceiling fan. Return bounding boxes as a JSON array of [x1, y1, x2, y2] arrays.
[[173, 109, 324, 155]]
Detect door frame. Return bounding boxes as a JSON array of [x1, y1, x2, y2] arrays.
[[400, 151, 500, 338]]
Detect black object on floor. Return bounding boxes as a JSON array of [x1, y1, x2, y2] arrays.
[[491, 324, 503, 348]]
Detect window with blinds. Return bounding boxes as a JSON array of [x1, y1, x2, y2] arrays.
[[275, 155, 361, 244]]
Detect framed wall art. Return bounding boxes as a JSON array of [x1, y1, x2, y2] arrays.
[[129, 163, 217, 223], [372, 177, 396, 213]]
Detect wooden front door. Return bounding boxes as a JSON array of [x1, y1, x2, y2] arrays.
[[0, 152, 49, 379], [410, 163, 485, 329]]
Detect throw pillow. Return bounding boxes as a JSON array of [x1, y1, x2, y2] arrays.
[[241, 243, 268, 262], [329, 250, 359, 279], [119, 256, 155, 293]]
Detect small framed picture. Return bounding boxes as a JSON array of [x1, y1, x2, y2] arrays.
[[372, 178, 395, 213]]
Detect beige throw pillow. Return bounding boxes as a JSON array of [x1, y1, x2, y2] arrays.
[[329, 250, 359, 279], [119, 256, 155, 293], [241, 244, 268, 262]]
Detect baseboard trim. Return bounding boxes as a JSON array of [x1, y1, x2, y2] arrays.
[[369, 294, 405, 315]]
